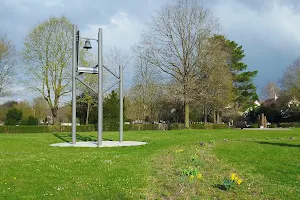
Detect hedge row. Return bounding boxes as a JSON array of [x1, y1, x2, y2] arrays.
[[249, 123, 300, 128], [0, 125, 96, 133], [247, 124, 278, 128], [279, 122, 300, 128], [0, 123, 229, 133], [249, 124, 259, 128], [190, 123, 228, 129], [124, 124, 161, 131], [123, 123, 228, 131]]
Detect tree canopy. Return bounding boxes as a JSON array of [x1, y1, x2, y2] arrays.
[[23, 16, 74, 124]]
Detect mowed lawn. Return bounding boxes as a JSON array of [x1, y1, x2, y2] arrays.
[[0, 129, 299, 199]]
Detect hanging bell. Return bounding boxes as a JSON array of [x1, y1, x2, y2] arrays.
[[83, 40, 92, 50]]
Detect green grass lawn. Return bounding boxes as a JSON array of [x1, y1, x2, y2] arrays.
[[0, 129, 299, 199]]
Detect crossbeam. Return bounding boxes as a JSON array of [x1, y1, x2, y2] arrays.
[[78, 66, 98, 74]]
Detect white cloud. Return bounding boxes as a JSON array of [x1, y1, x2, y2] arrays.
[[79, 12, 146, 88], [0, 84, 34, 104], [210, 0, 300, 94], [80, 12, 145, 52], [213, 0, 300, 52]]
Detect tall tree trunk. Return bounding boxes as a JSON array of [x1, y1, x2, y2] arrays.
[[184, 102, 189, 128], [213, 109, 216, 124], [217, 110, 220, 124], [143, 104, 146, 121], [204, 106, 207, 124], [51, 107, 58, 125], [85, 101, 91, 125], [184, 82, 189, 128]]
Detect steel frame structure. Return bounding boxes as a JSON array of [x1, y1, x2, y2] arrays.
[[71, 24, 123, 147]]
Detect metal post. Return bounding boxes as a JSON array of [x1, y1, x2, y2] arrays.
[[119, 65, 123, 142], [98, 28, 103, 147], [72, 25, 77, 144]]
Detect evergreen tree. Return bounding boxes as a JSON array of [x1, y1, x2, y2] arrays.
[[76, 90, 125, 130], [103, 90, 120, 131], [104, 90, 119, 121], [5, 108, 22, 125], [213, 35, 258, 111]]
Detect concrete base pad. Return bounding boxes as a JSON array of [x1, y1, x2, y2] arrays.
[[50, 141, 147, 148]]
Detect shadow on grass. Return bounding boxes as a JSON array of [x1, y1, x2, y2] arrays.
[[68, 133, 97, 142], [53, 133, 70, 142], [257, 141, 300, 148], [53, 133, 114, 142], [214, 184, 227, 191]]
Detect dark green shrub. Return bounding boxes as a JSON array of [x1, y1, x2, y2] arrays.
[[48, 125, 61, 132], [57, 125, 96, 132], [5, 119, 18, 126], [269, 124, 277, 128], [190, 123, 228, 129], [280, 123, 300, 128], [211, 124, 228, 129], [0, 122, 229, 134], [140, 124, 158, 130], [20, 119, 28, 125], [205, 124, 213, 129], [28, 116, 39, 125], [77, 125, 96, 132], [169, 123, 185, 130], [5, 108, 22, 125], [291, 122, 300, 127], [0, 126, 48, 133], [0, 125, 96, 133], [123, 124, 159, 131], [104, 119, 119, 131], [249, 124, 258, 128], [190, 123, 205, 129]]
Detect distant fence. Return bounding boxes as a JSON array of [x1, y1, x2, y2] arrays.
[[0, 123, 228, 133]]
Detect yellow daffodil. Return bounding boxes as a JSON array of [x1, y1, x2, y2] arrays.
[[197, 173, 202, 179], [237, 179, 243, 185], [175, 149, 184, 153], [230, 173, 236, 180]]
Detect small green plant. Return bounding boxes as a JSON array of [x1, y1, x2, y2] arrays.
[[208, 139, 216, 144], [220, 173, 243, 191], [181, 167, 202, 183], [222, 178, 235, 191], [175, 149, 184, 153], [189, 154, 198, 162], [189, 154, 205, 166]]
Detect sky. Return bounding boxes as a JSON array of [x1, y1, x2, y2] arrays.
[[1, 0, 300, 104]]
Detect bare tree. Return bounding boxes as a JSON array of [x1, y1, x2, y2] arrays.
[[32, 97, 48, 122], [131, 56, 163, 121], [23, 16, 73, 124], [281, 58, 300, 100], [14, 101, 34, 122], [263, 82, 280, 100], [134, 0, 219, 128], [0, 32, 17, 97], [194, 36, 232, 123], [105, 46, 130, 74]]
